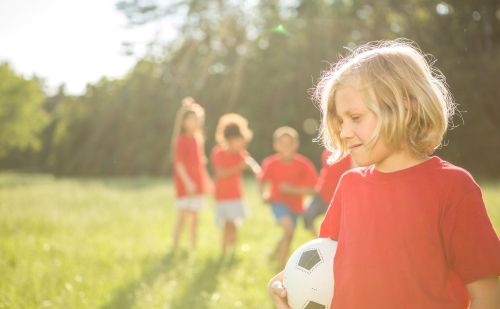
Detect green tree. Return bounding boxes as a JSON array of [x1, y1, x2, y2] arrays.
[[51, 61, 174, 176], [0, 63, 47, 157], [3, 0, 499, 177]]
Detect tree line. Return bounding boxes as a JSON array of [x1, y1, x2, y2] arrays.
[[1, 0, 499, 177]]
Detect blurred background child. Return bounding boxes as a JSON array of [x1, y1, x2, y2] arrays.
[[171, 97, 211, 251], [211, 113, 260, 257], [259, 126, 318, 268]]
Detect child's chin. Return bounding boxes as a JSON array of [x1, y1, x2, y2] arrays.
[[351, 156, 368, 167]]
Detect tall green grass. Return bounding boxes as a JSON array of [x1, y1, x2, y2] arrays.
[[0, 173, 310, 309], [0, 173, 498, 309]]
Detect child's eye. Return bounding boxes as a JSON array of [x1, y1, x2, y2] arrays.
[[351, 115, 361, 122]]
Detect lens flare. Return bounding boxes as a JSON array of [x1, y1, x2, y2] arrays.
[[272, 24, 290, 36]]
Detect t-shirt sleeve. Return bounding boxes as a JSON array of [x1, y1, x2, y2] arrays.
[[441, 187, 500, 283], [319, 180, 343, 240], [259, 158, 272, 182]]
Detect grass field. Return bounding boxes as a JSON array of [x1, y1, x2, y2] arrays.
[[0, 173, 499, 309]]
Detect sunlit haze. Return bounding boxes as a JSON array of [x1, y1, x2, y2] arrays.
[[0, 0, 178, 95]]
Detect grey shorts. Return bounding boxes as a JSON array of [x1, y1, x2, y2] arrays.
[[215, 199, 248, 227], [303, 194, 329, 229], [176, 195, 204, 211]]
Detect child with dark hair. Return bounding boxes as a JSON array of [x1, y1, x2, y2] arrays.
[[211, 113, 260, 256]]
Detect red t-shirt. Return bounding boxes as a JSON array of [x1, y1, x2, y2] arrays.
[[320, 156, 500, 309], [316, 151, 352, 204], [211, 145, 248, 201], [259, 153, 318, 213], [173, 134, 205, 198]]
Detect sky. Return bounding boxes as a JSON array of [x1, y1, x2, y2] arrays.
[[0, 0, 179, 95]]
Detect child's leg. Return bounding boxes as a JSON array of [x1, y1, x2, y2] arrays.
[[172, 209, 188, 250], [221, 221, 230, 255], [188, 210, 198, 249], [219, 200, 245, 256], [221, 221, 237, 255], [269, 203, 296, 262], [270, 236, 282, 260], [226, 221, 237, 247], [276, 216, 295, 268]]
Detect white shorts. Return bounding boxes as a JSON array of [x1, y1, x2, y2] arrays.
[[176, 195, 204, 211], [215, 199, 248, 227]]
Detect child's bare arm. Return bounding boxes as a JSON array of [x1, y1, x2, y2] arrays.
[[175, 162, 196, 194], [268, 271, 290, 309], [215, 156, 261, 178], [259, 181, 270, 203], [279, 183, 315, 196], [467, 276, 500, 309], [214, 162, 247, 178], [244, 156, 262, 175]]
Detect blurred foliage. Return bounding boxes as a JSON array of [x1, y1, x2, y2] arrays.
[[1, 0, 499, 177], [0, 63, 47, 158]]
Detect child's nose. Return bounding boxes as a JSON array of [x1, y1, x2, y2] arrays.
[[340, 123, 353, 140]]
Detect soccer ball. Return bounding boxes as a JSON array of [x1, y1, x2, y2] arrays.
[[283, 238, 337, 309]]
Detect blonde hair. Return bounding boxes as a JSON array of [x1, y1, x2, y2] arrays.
[[171, 97, 206, 158], [273, 126, 299, 142], [215, 113, 253, 145], [314, 39, 455, 161]]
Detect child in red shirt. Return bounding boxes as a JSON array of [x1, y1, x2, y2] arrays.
[[303, 151, 353, 236], [269, 40, 500, 308], [211, 113, 260, 256], [171, 97, 211, 251], [260, 126, 318, 268]]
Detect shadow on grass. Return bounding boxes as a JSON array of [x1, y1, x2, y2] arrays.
[[99, 177, 165, 191], [0, 173, 166, 191], [0, 172, 56, 188], [168, 256, 226, 309], [100, 251, 177, 309]]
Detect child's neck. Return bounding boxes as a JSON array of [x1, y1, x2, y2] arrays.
[[223, 145, 240, 153], [279, 153, 295, 162], [182, 129, 196, 136], [375, 151, 429, 173]]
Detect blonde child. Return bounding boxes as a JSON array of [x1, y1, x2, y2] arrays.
[[270, 40, 500, 308], [211, 113, 260, 256], [260, 127, 318, 268], [171, 97, 210, 251]]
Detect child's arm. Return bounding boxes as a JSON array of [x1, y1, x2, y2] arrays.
[[279, 183, 316, 196], [175, 162, 196, 194], [467, 276, 500, 309], [259, 181, 271, 203], [268, 271, 290, 309], [280, 159, 318, 196], [214, 161, 247, 178], [244, 156, 262, 175]]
